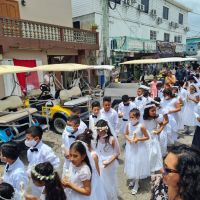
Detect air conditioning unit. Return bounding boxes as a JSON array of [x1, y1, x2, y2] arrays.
[[169, 21, 174, 27], [174, 23, 179, 28], [157, 17, 162, 24], [184, 27, 190, 32], [151, 9, 157, 16], [138, 4, 145, 12]]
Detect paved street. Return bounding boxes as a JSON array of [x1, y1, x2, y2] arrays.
[[0, 130, 192, 199]]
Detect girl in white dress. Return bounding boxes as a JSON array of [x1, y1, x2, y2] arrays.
[[142, 103, 168, 173], [76, 129, 107, 200], [27, 162, 66, 200], [62, 141, 92, 200], [183, 84, 199, 134], [124, 108, 150, 195], [161, 89, 181, 143], [95, 119, 120, 200]]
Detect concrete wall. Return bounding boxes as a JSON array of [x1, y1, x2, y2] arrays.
[[17, 0, 72, 27]]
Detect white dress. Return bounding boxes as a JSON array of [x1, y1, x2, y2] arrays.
[[65, 163, 92, 200], [160, 98, 179, 142], [96, 137, 119, 200], [143, 115, 163, 172], [124, 122, 150, 179], [90, 151, 108, 200], [183, 92, 199, 126]]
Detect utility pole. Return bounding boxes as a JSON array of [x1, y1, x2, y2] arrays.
[[102, 0, 109, 64]]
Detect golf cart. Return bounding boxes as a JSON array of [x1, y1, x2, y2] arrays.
[[0, 65, 39, 146], [27, 64, 92, 134]]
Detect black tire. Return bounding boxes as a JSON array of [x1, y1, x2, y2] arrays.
[[53, 116, 67, 134]]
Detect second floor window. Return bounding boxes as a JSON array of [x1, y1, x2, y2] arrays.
[[141, 0, 149, 13], [163, 6, 169, 20], [150, 30, 157, 40], [164, 33, 170, 42], [174, 36, 182, 43], [179, 13, 183, 25]]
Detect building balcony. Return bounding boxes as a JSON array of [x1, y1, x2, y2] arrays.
[[0, 17, 99, 52]]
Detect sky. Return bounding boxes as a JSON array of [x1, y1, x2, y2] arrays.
[[176, 0, 200, 37]]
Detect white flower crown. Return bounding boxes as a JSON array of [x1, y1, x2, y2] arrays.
[[31, 166, 55, 181]]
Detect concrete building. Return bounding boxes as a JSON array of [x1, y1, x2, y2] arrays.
[[72, 0, 191, 64], [0, 0, 99, 97]]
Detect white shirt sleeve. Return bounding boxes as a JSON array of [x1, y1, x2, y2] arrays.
[[42, 147, 60, 170]]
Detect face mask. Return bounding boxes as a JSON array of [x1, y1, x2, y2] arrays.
[[0, 156, 7, 163], [131, 119, 139, 126], [25, 139, 37, 148], [164, 96, 170, 100], [65, 125, 74, 133], [123, 103, 130, 107]]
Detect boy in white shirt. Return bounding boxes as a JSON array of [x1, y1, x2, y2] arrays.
[[89, 101, 101, 140], [118, 95, 136, 134], [25, 126, 60, 196], [62, 115, 83, 172], [71, 106, 87, 133], [100, 96, 119, 136], [0, 142, 28, 200]]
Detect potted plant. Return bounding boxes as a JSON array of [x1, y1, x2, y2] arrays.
[[91, 23, 98, 32]]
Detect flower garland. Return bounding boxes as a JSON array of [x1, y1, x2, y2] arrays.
[[31, 166, 55, 181]]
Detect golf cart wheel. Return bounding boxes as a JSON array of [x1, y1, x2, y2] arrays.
[[53, 117, 66, 134]]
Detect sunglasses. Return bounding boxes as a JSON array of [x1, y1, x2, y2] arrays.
[[163, 166, 178, 175]]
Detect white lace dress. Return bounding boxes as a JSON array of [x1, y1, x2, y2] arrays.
[[96, 137, 119, 200], [65, 163, 92, 200], [124, 122, 150, 179]]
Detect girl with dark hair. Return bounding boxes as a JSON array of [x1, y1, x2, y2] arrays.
[[95, 119, 120, 200], [76, 131, 108, 200], [62, 141, 92, 200], [151, 144, 200, 200], [76, 129, 100, 175], [161, 89, 182, 141], [0, 182, 15, 200], [26, 162, 66, 200], [183, 84, 199, 134], [143, 103, 168, 172], [124, 108, 150, 195]]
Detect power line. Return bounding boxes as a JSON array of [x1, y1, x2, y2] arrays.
[[190, 11, 200, 16]]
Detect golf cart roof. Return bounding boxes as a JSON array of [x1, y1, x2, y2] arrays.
[[120, 57, 198, 65], [33, 63, 92, 72], [0, 65, 33, 75], [91, 65, 115, 71], [121, 59, 158, 65]]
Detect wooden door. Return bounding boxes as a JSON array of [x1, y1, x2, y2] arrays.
[[0, 0, 20, 19]]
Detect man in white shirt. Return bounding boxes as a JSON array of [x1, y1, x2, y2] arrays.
[[71, 106, 87, 134], [100, 96, 119, 136], [118, 95, 136, 134], [1, 142, 28, 200], [25, 126, 60, 196]]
